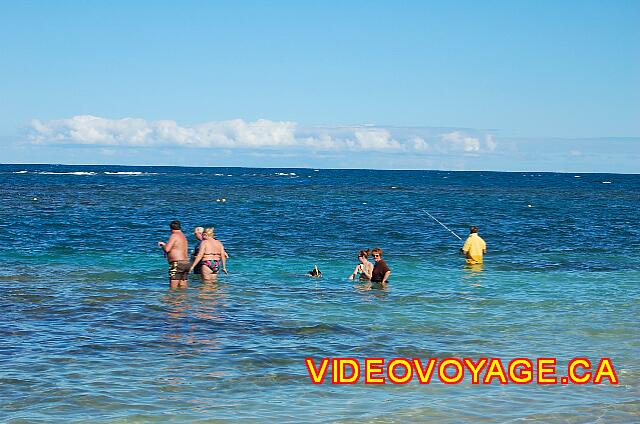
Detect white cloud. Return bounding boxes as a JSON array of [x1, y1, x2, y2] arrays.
[[30, 115, 297, 149], [412, 137, 430, 151], [485, 134, 497, 151], [352, 129, 402, 150], [29, 115, 498, 155], [441, 131, 481, 152]]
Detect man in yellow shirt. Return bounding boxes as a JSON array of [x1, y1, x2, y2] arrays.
[[461, 226, 487, 264]]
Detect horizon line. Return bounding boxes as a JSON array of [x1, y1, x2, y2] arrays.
[[1, 162, 637, 176]]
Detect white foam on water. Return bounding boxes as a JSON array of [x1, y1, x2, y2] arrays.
[[38, 171, 97, 176], [602, 181, 612, 184], [104, 171, 145, 175], [13, 171, 28, 174]]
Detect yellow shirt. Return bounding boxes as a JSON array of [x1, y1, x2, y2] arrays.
[[462, 233, 486, 264]]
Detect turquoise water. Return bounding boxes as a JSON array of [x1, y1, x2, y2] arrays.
[[1, 165, 638, 422]]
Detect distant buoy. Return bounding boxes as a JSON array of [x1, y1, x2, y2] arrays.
[[362, 202, 367, 205], [33, 197, 38, 201], [528, 204, 533, 208], [216, 199, 221, 202], [221, 198, 227, 202]]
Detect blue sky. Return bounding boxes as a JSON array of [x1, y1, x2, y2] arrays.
[[1, 1, 638, 172]]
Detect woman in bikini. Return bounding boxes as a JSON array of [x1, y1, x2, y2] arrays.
[[190, 227, 227, 283], [348, 249, 373, 281]]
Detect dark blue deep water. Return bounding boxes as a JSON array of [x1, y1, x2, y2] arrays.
[[1, 164, 639, 422]]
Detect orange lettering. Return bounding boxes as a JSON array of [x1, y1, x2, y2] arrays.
[[537, 358, 557, 384], [594, 358, 618, 384], [332, 358, 360, 384], [438, 359, 464, 384], [464, 358, 488, 384], [412, 358, 437, 384], [305, 358, 330, 384], [387, 358, 413, 384], [568, 358, 591, 384], [508, 358, 533, 384], [483, 358, 508, 384], [365, 358, 385, 384]]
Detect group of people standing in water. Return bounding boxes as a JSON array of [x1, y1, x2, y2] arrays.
[[306, 247, 391, 286], [158, 220, 227, 289], [158, 220, 486, 289], [346, 248, 391, 285]]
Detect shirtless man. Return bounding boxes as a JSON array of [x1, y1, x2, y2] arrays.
[[158, 220, 190, 289], [189, 227, 227, 283]]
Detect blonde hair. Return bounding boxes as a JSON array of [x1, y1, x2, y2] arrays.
[[203, 227, 215, 238]]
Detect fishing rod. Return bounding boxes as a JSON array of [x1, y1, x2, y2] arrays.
[[422, 209, 462, 241]]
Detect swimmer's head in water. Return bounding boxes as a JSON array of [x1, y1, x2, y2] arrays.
[[308, 265, 322, 277], [170, 220, 181, 230], [470, 226, 478, 234]]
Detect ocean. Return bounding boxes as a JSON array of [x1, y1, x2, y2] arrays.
[[1, 164, 638, 422]]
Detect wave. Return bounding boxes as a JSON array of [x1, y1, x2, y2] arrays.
[[104, 171, 143, 175], [103, 171, 158, 176], [13, 170, 157, 176], [37, 171, 97, 176], [275, 172, 296, 176]]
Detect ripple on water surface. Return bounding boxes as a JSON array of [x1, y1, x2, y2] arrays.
[[0, 166, 639, 422]]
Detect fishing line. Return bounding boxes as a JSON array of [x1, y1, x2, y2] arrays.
[[422, 209, 462, 241]]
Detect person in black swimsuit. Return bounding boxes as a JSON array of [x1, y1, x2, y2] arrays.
[[308, 265, 322, 277], [189, 227, 227, 283], [348, 249, 373, 281]]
